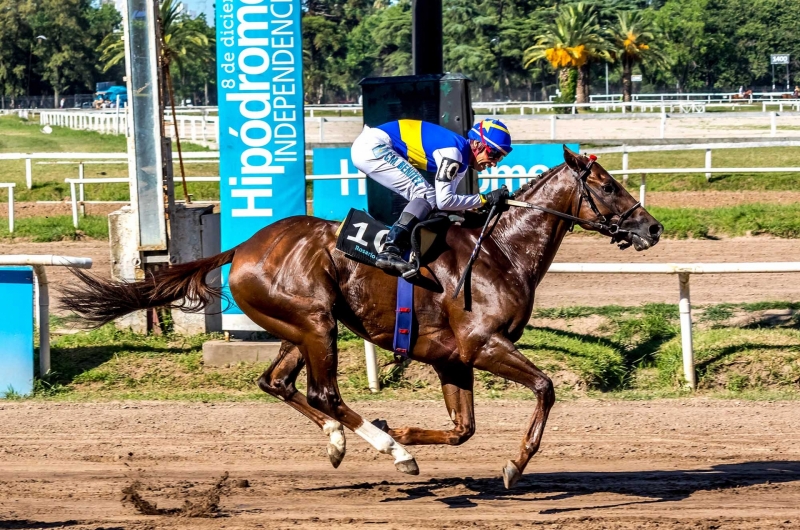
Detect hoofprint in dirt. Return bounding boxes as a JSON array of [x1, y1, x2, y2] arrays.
[[3, 237, 798, 312], [0, 400, 799, 529]]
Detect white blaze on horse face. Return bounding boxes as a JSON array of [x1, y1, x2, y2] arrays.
[[354, 421, 415, 464]]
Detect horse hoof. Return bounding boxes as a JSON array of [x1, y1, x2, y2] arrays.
[[323, 420, 346, 469], [502, 460, 521, 489], [395, 457, 420, 476], [372, 419, 390, 432], [327, 442, 345, 469]]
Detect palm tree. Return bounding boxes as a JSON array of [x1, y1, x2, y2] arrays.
[[98, 0, 210, 76], [607, 11, 669, 102], [524, 3, 609, 104]]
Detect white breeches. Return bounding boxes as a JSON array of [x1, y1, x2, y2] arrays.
[[351, 126, 436, 209]]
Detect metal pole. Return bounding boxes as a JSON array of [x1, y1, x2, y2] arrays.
[[678, 272, 695, 389], [705, 149, 712, 181], [33, 265, 50, 376], [550, 115, 556, 140], [364, 341, 380, 393], [412, 0, 443, 75]]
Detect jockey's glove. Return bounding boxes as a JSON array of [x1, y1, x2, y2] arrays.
[[481, 186, 510, 211]]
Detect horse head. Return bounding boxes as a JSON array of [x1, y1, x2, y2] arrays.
[[563, 146, 663, 251]]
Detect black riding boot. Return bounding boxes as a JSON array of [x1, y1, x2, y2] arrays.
[[376, 212, 419, 277]]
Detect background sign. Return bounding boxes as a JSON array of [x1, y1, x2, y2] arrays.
[[631, 74, 643, 82], [771, 54, 790, 65], [216, 0, 305, 329], [313, 147, 368, 220], [312, 143, 578, 221]]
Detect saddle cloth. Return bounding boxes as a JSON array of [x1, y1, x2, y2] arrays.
[[334, 209, 451, 269], [335, 209, 452, 358]]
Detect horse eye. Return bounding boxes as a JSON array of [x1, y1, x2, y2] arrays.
[[602, 184, 614, 194]]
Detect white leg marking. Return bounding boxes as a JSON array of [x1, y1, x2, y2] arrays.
[[323, 420, 346, 454], [354, 421, 414, 464]]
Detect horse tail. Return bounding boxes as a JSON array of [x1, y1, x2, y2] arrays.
[[60, 248, 237, 328]]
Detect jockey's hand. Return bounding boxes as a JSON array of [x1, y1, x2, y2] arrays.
[[481, 186, 510, 212]]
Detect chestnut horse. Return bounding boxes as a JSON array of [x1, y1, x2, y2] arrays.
[[62, 147, 663, 489]]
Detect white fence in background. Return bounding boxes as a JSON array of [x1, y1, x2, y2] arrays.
[[36, 107, 800, 143], [0, 183, 14, 232], [0, 151, 219, 190], [360, 262, 800, 392]]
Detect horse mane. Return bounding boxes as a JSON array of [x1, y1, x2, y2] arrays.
[[510, 162, 566, 200]]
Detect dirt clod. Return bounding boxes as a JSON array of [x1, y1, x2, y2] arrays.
[[121, 472, 230, 518]]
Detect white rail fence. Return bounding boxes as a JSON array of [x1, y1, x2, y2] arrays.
[[360, 262, 800, 392], [0, 255, 93, 375], [37, 108, 800, 143]]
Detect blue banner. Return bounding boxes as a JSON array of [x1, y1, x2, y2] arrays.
[[312, 147, 368, 220], [478, 143, 579, 193], [311, 143, 578, 221], [216, 0, 305, 326]]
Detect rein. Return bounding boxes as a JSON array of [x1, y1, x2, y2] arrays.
[[509, 156, 642, 237]]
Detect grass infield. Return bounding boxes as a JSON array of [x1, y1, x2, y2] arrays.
[[12, 302, 799, 402]]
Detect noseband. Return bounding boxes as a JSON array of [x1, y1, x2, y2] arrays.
[[507, 156, 642, 237]]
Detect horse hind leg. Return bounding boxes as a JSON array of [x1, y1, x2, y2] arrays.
[[257, 340, 346, 468], [301, 318, 419, 475]]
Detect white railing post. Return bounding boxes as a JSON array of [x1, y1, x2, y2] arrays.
[[678, 272, 696, 389], [25, 157, 32, 189], [70, 181, 79, 228], [319, 117, 324, 142], [550, 115, 556, 140], [7, 185, 14, 233], [705, 149, 712, 181], [622, 147, 629, 185], [660, 112, 667, 139], [78, 162, 86, 216], [639, 173, 646, 207], [771, 112, 777, 136], [762, 101, 766, 112], [364, 341, 380, 393]]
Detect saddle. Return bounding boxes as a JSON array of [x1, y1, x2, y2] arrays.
[[335, 209, 453, 274]]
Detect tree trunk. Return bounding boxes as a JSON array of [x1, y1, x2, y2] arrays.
[[204, 81, 209, 106], [53, 88, 59, 110], [622, 56, 633, 103], [577, 64, 591, 104]]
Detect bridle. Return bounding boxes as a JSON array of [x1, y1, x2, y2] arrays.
[[507, 155, 642, 239], [454, 156, 643, 303]]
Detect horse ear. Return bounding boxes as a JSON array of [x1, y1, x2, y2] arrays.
[[563, 145, 586, 173]]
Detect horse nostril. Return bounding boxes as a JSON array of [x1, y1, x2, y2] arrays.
[[649, 223, 663, 237]]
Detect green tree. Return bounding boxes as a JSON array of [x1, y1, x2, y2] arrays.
[[524, 3, 609, 104], [607, 10, 669, 101]]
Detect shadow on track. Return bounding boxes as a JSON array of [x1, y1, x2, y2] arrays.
[[305, 460, 800, 511]]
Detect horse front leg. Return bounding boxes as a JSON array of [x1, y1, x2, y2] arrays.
[[257, 340, 347, 468], [473, 335, 555, 489], [377, 363, 476, 446]]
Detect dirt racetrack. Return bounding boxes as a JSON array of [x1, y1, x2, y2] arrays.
[[3, 235, 798, 312], [1, 400, 799, 529]]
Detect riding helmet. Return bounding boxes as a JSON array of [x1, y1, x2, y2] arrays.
[[468, 118, 513, 155]]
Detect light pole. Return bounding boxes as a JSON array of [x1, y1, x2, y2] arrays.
[[26, 35, 47, 99]]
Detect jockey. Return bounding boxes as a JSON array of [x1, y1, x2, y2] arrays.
[[351, 118, 512, 276]]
